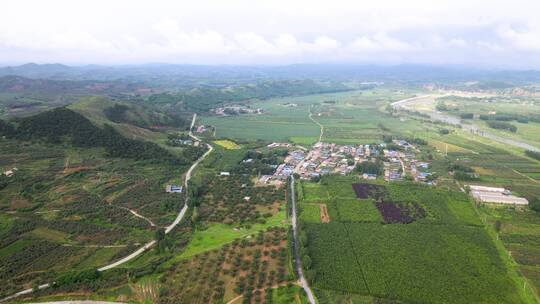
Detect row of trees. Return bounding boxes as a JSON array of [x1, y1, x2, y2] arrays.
[[479, 113, 530, 123], [486, 121, 517, 133], [525, 150, 540, 161]]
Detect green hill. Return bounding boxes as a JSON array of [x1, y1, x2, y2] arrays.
[[13, 107, 185, 163], [68, 97, 188, 143]]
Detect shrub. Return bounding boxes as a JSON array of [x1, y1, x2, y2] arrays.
[[486, 121, 517, 132]]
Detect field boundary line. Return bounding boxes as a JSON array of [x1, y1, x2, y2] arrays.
[[340, 222, 373, 294]]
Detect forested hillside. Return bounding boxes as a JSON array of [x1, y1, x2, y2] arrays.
[[1, 107, 202, 164], [144, 79, 351, 112]]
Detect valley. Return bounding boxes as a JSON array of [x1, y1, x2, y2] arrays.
[[1, 65, 540, 304]]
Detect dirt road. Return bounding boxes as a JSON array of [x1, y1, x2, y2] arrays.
[[309, 106, 324, 143]]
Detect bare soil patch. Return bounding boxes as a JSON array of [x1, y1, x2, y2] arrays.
[[352, 183, 386, 200], [320, 204, 330, 223]]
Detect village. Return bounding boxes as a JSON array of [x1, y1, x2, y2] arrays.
[[258, 139, 434, 185], [212, 105, 264, 116]]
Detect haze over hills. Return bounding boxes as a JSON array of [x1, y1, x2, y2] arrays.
[[2, 63, 540, 85]]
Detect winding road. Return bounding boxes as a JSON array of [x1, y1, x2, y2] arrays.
[[290, 175, 317, 304], [1, 114, 213, 303]]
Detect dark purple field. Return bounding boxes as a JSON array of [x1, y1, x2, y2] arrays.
[[375, 201, 426, 224], [352, 183, 386, 200]]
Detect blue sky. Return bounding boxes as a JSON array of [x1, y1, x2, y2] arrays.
[[2, 0, 540, 68]]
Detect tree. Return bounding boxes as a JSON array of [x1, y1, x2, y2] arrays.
[[525, 150, 540, 161], [529, 197, 540, 213], [494, 220, 502, 233], [155, 228, 169, 253], [155, 228, 165, 241], [439, 128, 450, 135], [355, 161, 383, 175], [302, 254, 312, 269]]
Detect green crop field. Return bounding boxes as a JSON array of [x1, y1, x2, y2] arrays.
[[201, 89, 425, 145], [299, 204, 322, 223], [479, 206, 540, 300], [297, 177, 533, 303], [334, 199, 382, 223]]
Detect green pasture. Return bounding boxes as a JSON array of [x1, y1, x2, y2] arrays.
[[176, 209, 286, 260]]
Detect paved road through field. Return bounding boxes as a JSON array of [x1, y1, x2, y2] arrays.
[[1, 114, 213, 303], [392, 95, 540, 152], [290, 175, 317, 304]]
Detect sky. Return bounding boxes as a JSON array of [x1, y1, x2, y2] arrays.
[[2, 0, 540, 68]]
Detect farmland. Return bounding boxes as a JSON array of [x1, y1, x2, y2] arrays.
[[479, 206, 540, 299], [296, 176, 533, 303], [213, 139, 241, 150], [201, 89, 424, 145], [0, 136, 187, 296], [0, 105, 195, 298], [146, 141, 293, 303], [405, 94, 540, 151], [2, 63, 540, 304], [159, 227, 298, 304]]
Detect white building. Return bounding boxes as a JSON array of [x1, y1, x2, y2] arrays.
[[469, 185, 528, 205]]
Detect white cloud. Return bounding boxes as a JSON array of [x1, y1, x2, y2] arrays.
[[496, 25, 540, 51], [1, 0, 539, 67], [476, 41, 504, 51], [448, 39, 468, 48], [349, 33, 415, 52]]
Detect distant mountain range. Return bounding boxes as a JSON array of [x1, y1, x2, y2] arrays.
[[1, 63, 540, 86]]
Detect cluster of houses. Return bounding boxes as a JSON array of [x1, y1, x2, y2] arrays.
[[383, 140, 433, 184], [258, 149, 304, 185], [264, 142, 382, 181], [294, 143, 372, 179], [256, 139, 433, 185], [212, 106, 263, 116], [169, 137, 201, 147]]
